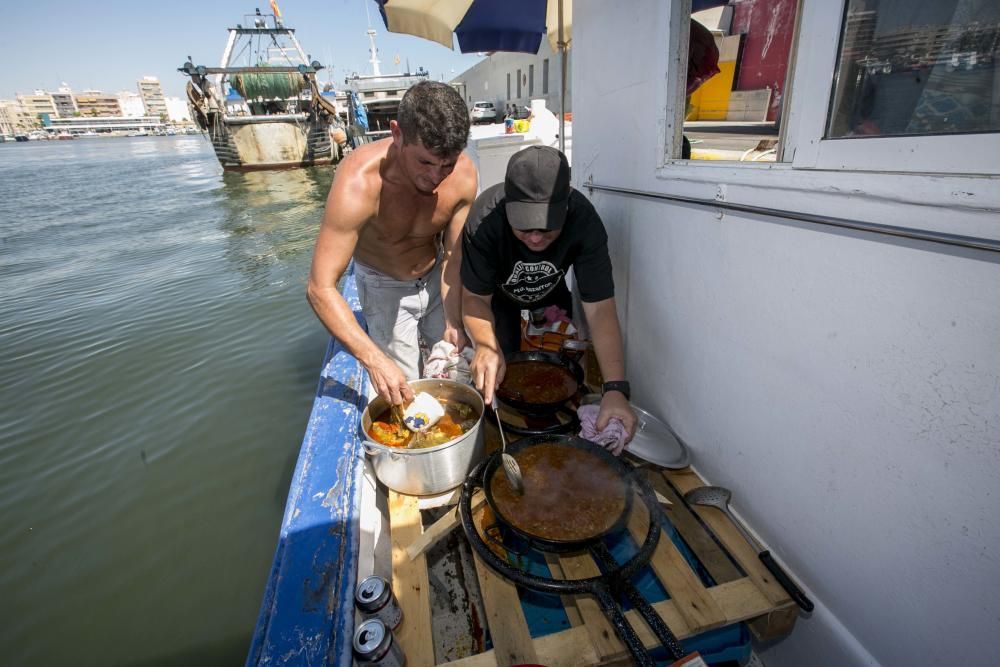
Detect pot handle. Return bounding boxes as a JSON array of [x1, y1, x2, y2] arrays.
[[361, 440, 381, 456], [561, 338, 591, 353]]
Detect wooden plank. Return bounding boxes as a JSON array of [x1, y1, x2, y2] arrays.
[[542, 554, 585, 627], [470, 504, 538, 666], [442, 578, 790, 666], [556, 552, 624, 661], [406, 491, 485, 561], [648, 471, 743, 584], [653, 472, 797, 640], [626, 491, 727, 633], [389, 490, 435, 666], [663, 470, 793, 607]]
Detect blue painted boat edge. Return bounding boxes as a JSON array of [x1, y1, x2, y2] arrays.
[[247, 269, 368, 666]]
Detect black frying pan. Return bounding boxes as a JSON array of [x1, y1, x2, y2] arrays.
[[481, 434, 634, 553], [497, 350, 585, 414]]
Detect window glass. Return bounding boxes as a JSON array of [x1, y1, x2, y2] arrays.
[[827, 0, 1000, 138], [680, 3, 799, 162], [529, 64, 535, 96], [507, 73, 511, 100], [517, 68, 522, 98], [543, 59, 549, 95]]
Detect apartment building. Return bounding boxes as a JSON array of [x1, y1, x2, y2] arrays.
[[16, 91, 58, 121], [75, 91, 122, 117], [137, 76, 168, 119], [117, 91, 146, 118], [51, 85, 78, 118], [0, 100, 38, 134]]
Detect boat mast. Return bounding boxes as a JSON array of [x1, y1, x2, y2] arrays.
[[367, 29, 382, 76], [218, 28, 239, 91]]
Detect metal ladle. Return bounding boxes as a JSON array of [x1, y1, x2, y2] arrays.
[[684, 485, 814, 612], [492, 400, 524, 494]]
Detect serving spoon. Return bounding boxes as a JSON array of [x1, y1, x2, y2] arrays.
[[492, 400, 524, 494]]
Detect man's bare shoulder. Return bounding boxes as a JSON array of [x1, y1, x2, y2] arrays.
[[333, 138, 392, 194], [445, 152, 479, 204]]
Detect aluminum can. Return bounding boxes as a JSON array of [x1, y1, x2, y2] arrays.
[[355, 575, 403, 630], [353, 617, 406, 667]]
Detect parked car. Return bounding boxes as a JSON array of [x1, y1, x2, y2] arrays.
[[470, 101, 498, 124]]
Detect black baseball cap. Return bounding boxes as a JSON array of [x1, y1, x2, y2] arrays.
[[504, 146, 571, 231]]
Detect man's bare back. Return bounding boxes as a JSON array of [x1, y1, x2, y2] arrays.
[[348, 138, 475, 280]]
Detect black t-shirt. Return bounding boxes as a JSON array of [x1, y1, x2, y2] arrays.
[[461, 183, 615, 309]]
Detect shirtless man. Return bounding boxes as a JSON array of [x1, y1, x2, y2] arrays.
[[307, 81, 477, 406]]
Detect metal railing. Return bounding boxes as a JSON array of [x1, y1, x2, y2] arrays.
[[584, 180, 1000, 254]]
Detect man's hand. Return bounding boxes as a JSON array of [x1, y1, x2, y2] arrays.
[[443, 321, 469, 352], [596, 391, 637, 443], [366, 352, 414, 406], [470, 345, 505, 406]]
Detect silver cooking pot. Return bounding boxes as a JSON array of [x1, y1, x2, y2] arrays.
[[360, 379, 485, 495]]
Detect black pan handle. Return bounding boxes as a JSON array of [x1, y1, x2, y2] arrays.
[[759, 550, 814, 612], [590, 583, 656, 666]]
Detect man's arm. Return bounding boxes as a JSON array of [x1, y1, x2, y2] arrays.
[[463, 288, 505, 406], [581, 297, 636, 439], [306, 162, 413, 406]]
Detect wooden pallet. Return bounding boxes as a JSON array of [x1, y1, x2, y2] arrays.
[[387, 462, 797, 666]]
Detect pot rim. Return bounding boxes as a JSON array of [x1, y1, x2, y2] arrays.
[[360, 378, 484, 455], [361, 429, 479, 455]]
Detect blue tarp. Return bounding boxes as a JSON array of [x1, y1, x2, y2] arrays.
[[351, 92, 368, 131]]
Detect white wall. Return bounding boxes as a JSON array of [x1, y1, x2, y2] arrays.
[[453, 40, 571, 115], [165, 97, 191, 123], [574, 2, 1000, 666]]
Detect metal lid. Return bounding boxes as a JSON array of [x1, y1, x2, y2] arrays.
[[626, 406, 690, 469], [580, 395, 690, 468], [353, 618, 387, 654], [355, 575, 386, 610]]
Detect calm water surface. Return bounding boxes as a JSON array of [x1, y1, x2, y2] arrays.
[[0, 137, 335, 665]]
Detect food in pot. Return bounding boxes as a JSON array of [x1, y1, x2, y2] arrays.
[[489, 442, 628, 542], [368, 400, 476, 449], [499, 360, 577, 405]]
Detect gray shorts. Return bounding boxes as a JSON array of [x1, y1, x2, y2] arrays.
[[354, 257, 446, 383]]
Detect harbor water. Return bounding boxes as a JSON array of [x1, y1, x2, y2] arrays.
[[0, 136, 336, 665]]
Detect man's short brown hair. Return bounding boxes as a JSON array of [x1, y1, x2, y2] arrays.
[[397, 81, 470, 156]]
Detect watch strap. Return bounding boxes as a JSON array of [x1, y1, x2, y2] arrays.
[[602, 380, 631, 400]]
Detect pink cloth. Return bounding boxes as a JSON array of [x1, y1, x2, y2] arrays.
[[543, 305, 573, 326], [577, 404, 628, 456]]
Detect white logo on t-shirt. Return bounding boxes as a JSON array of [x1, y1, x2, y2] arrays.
[[502, 261, 564, 304]]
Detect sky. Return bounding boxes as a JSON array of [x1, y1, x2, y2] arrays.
[[2, 0, 486, 100]]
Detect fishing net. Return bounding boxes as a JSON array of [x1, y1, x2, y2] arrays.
[[231, 70, 306, 100]]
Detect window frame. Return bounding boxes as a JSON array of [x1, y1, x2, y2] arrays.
[[653, 0, 999, 242], [783, 0, 1000, 176]]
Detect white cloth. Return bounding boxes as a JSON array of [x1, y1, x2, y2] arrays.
[[422, 340, 474, 384]]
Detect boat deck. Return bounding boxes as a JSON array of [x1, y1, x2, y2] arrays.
[[247, 268, 797, 665]]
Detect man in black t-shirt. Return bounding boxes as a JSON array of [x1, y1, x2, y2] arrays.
[[461, 146, 636, 440]]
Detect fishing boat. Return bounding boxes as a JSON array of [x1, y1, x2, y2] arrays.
[[342, 28, 431, 142], [249, 1, 1000, 666], [179, 7, 345, 171]]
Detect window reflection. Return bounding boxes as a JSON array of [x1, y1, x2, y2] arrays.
[[828, 0, 1000, 138], [682, 1, 798, 162]]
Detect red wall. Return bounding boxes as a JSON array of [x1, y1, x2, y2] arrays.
[[731, 0, 798, 122]]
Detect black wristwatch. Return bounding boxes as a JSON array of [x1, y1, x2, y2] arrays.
[[602, 380, 631, 401]]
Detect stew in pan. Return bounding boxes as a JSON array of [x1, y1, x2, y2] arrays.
[[498, 360, 578, 405], [489, 442, 628, 542]]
